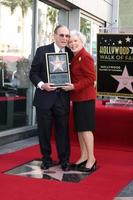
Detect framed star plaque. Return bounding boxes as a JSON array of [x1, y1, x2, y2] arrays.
[[45, 52, 71, 87]]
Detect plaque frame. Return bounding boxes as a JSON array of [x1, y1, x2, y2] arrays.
[[45, 52, 71, 87]]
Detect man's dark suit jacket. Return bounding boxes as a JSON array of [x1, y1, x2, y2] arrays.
[[29, 43, 73, 109]]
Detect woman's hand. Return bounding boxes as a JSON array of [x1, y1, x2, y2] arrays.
[[61, 83, 74, 91], [94, 81, 97, 88]]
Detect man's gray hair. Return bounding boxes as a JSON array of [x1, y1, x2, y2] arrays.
[[70, 30, 86, 45]]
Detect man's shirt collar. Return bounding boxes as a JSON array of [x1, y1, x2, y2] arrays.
[[54, 43, 65, 53]]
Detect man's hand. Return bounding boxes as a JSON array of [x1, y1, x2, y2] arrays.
[[41, 83, 57, 91]]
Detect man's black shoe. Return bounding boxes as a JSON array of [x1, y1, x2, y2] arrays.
[[61, 162, 70, 171], [40, 162, 52, 170]]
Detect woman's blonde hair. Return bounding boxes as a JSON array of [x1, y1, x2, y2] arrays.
[[70, 30, 86, 45]]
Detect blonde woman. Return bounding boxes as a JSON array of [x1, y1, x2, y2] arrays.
[[62, 30, 97, 172]]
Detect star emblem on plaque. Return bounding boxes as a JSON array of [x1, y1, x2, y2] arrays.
[[111, 65, 133, 93], [45, 52, 71, 87]]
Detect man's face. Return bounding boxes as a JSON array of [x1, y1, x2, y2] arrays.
[[54, 27, 70, 48]]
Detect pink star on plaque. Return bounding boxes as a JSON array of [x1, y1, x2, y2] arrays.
[[111, 66, 133, 93], [50, 56, 65, 72]]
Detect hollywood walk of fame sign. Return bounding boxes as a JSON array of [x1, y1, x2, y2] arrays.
[[45, 52, 71, 87], [97, 33, 133, 98]]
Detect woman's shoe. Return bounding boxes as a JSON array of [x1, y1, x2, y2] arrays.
[[70, 160, 87, 170], [79, 160, 97, 172]]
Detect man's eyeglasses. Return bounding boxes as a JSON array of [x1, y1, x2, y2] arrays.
[[58, 34, 70, 38]]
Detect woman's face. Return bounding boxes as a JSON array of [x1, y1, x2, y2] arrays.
[[69, 35, 83, 54]]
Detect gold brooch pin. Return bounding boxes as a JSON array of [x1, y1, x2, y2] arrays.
[[78, 57, 81, 61]]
